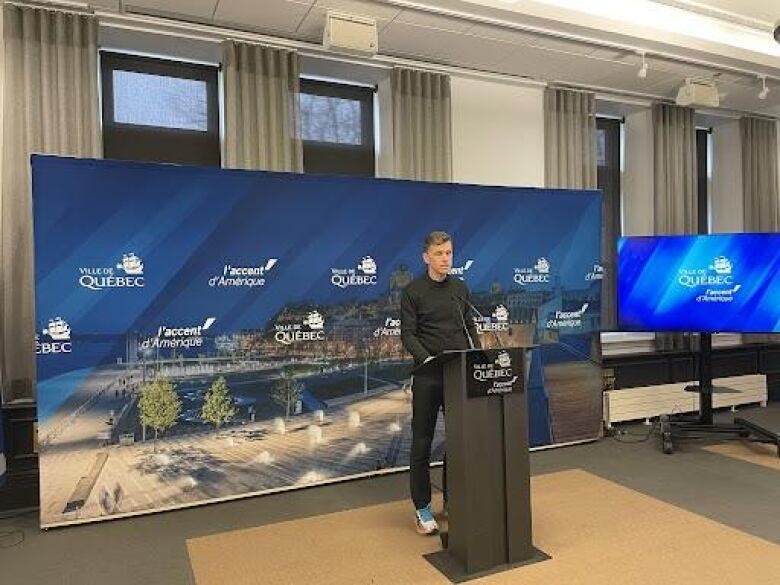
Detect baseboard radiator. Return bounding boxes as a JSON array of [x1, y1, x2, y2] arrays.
[[604, 375, 768, 428]]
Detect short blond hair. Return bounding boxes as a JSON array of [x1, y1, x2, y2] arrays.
[[423, 231, 452, 252]]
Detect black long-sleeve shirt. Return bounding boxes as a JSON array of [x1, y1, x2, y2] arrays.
[[400, 273, 479, 365]]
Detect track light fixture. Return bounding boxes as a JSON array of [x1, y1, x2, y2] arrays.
[[637, 52, 648, 79], [758, 76, 770, 100]]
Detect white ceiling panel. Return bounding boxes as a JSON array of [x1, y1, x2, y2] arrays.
[[440, 34, 518, 70], [125, 0, 218, 19], [214, 0, 312, 35], [466, 23, 549, 45], [392, 9, 473, 34], [313, 0, 402, 21], [673, 0, 779, 25], [91, 0, 121, 10], [380, 22, 471, 63]]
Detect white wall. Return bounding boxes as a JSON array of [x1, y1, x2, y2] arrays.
[[450, 76, 544, 188], [622, 108, 654, 236], [710, 120, 743, 233]]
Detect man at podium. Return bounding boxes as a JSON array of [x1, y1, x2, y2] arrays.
[[400, 231, 479, 535]]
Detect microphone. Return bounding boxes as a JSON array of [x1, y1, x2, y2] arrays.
[[451, 294, 476, 350], [453, 293, 504, 349]]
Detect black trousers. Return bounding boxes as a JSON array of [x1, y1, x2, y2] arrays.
[[410, 366, 446, 509]]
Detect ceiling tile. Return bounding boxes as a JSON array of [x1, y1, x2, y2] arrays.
[[313, 0, 401, 21], [392, 8, 473, 34], [214, 0, 312, 35], [125, 0, 218, 19]]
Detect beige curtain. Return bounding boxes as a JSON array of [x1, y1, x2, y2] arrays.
[[544, 88, 597, 189], [652, 103, 698, 351], [741, 117, 779, 233], [741, 116, 779, 343], [1, 5, 101, 402], [391, 67, 452, 182], [222, 41, 302, 172]]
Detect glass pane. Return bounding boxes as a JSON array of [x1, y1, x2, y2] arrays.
[[113, 70, 208, 131], [300, 93, 362, 145], [596, 128, 606, 167]]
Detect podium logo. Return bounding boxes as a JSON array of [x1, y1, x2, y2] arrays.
[[373, 317, 401, 337], [78, 252, 145, 291], [275, 311, 327, 345], [450, 260, 474, 279], [586, 263, 604, 281], [495, 351, 512, 368], [36, 317, 72, 354], [332, 256, 378, 288], [141, 317, 216, 350], [472, 352, 517, 394], [514, 257, 551, 285], [210, 258, 277, 289], [546, 303, 589, 330], [476, 304, 510, 334]]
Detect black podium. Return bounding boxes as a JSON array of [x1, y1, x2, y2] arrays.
[[416, 347, 548, 582]]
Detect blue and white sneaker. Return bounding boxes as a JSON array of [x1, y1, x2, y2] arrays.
[[415, 503, 439, 535]]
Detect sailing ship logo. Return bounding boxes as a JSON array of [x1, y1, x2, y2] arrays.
[[43, 317, 71, 341], [117, 253, 144, 275], [304, 311, 325, 330], [358, 256, 377, 275]]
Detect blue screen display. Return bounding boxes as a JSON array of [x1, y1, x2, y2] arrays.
[[617, 233, 780, 333]]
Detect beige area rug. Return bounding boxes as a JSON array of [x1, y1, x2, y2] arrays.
[[703, 441, 780, 472], [187, 469, 780, 585]]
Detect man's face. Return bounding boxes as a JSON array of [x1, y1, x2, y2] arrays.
[[423, 240, 453, 278]]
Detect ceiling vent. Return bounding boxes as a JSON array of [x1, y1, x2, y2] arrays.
[[675, 79, 720, 108], [323, 11, 378, 55]]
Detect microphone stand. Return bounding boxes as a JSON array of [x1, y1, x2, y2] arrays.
[[452, 294, 476, 350], [454, 293, 504, 349]]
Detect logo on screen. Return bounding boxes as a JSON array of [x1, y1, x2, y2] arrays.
[[513, 257, 551, 285], [78, 253, 145, 291], [373, 316, 401, 338], [209, 258, 277, 288], [36, 317, 72, 354], [450, 259, 475, 279], [140, 317, 216, 350], [711, 256, 732, 275], [546, 303, 589, 330], [331, 256, 378, 288], [677, 255, 740, 303], [275, 311, 327, 345]]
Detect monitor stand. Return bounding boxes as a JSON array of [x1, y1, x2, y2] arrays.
[[659, 333, 780, 456]]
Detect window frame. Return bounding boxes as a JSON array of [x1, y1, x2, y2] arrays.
[[299, 78, 376, 177], [100, 51, 221, 166], [596, 116, 623, 330]]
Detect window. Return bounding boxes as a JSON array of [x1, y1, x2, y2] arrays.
[[696, 128, 711, 234], [597, 116, 623, 330], [101, 52, 220, 166], [300, 79, 375, 177]]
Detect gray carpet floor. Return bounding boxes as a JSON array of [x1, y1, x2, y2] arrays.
[[1, 403, 778, 585]]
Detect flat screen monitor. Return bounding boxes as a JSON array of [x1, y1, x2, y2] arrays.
[[617, 233, 780, 333]]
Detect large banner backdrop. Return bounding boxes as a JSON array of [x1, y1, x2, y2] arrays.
[[33, 156, 602, 527]]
